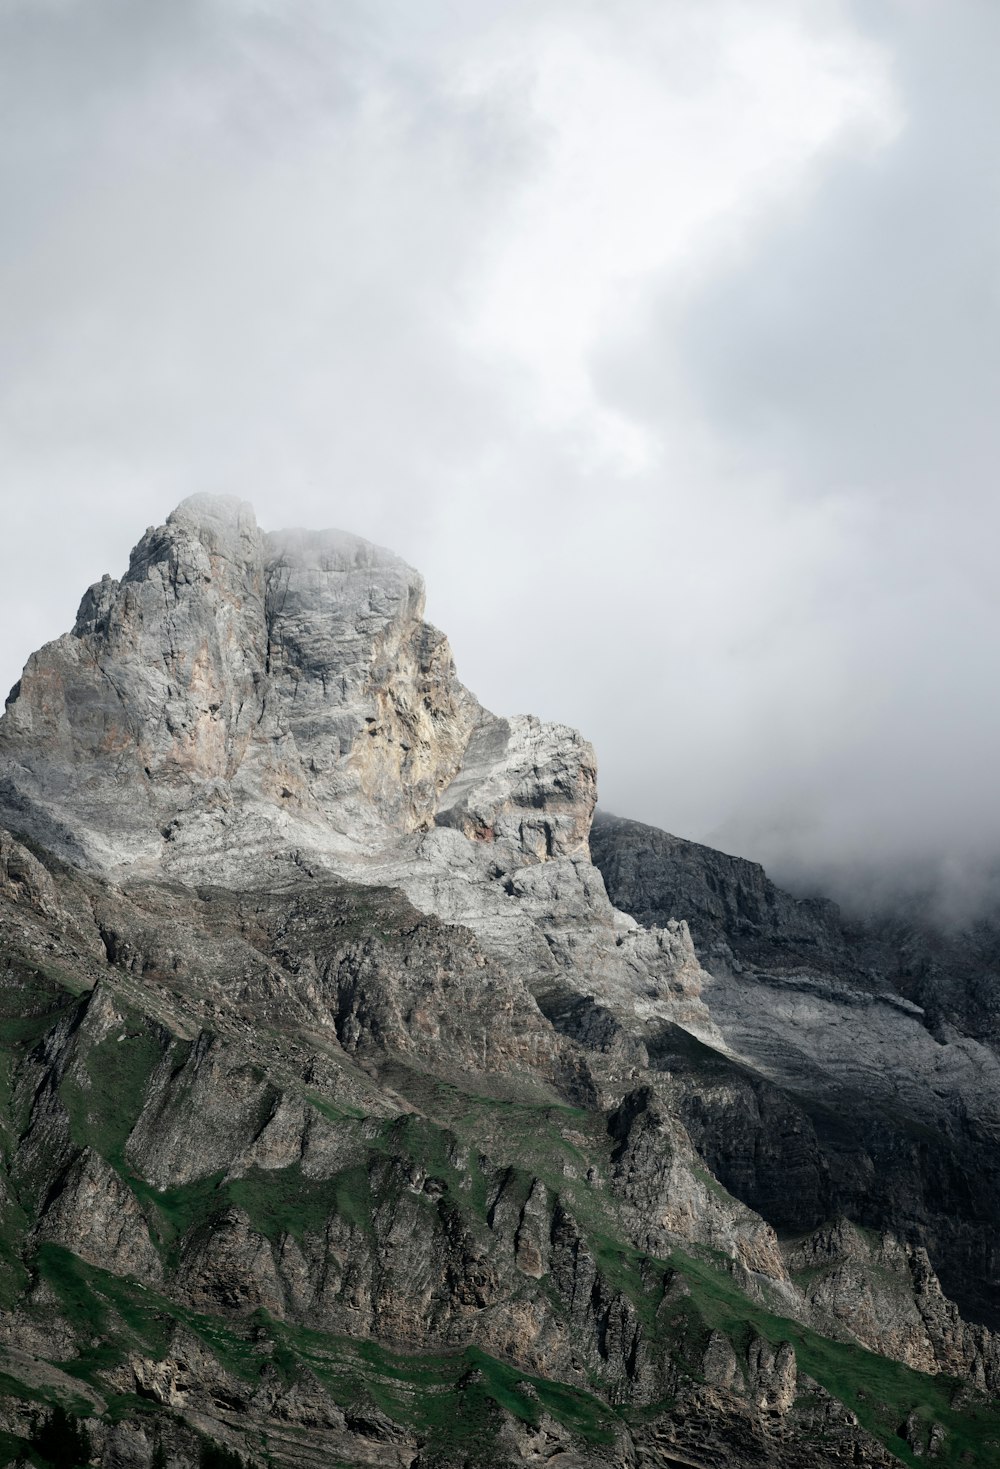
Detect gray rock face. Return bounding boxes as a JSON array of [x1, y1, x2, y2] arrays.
[[435, 711, 596, 860], [0, 495, 706, 1054], [592, 807, 1000, 1043], [35, 1147, 163, 1284], [0, 496, 601, 893], [2, 496, 292, 873], [590, 810, 850, 973], [264, 524, 481, 841], [591, 808, 1000, 1329], [785, 1219, 1000, 1390]]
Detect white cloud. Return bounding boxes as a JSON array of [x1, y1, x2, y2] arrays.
[[460, 1, 900, 465]]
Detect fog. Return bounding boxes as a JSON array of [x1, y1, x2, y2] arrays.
[[1, 0, 997, 920]]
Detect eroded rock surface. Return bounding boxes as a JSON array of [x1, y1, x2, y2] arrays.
[[0, 495, 595, 891]]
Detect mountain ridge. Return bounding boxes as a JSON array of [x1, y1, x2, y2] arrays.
[[0, 495, 997, 1467]]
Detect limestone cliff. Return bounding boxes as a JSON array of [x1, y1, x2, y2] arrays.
[[0, 495, 595, 885]]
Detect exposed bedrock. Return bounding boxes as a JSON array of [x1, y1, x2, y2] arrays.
[[0, 495, 596, 885], [592, 809, 1000, 1330]]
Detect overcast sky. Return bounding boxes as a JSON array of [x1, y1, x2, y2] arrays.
[[2, 0, 998, 917]]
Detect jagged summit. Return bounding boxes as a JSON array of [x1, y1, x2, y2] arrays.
[[168, 488, 258, 531], [0, 495, 596, 885], [0, 495, 713, 1051]]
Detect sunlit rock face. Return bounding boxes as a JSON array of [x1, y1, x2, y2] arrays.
[[0, 494, 712, 1058], [0, 494, 595, 884], [2, 496, 300, 873], [435, 711, 597, 861], [263, 523, 481, 841]]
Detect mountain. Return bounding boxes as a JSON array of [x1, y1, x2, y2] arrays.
[[0, 494, 997, 1468]]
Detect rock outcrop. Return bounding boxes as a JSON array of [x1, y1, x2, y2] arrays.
[[0, 495, 595, 888]]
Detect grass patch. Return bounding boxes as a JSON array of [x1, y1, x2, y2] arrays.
[[32, 1244, 262, 1388], [305, 1093, 366, 1124], [0, 1182, 32, 1309], [253, 1315, 617, 1453], [582, 1226, 665, 1334], [127, 1171, 229, 1265], [32, 1242, 172, 1378], [0, 1430, 30, 1469], [329, 1163, 374, 1237], [22, 1241, 618, 1459], [124, 1159, 377, 1267], [59, 1011, 167, 1169], [227, 1166, 345, 1244]]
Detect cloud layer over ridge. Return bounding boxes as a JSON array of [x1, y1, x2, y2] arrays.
[[1, 0, 997, 918]]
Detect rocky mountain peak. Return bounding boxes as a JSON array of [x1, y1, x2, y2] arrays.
[[2, 496, 1000, 1468], [0, 496, 596, 886], [117, 492, 266, 623]]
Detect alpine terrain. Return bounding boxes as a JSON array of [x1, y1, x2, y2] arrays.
[[0, 493, 997, 1468]]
